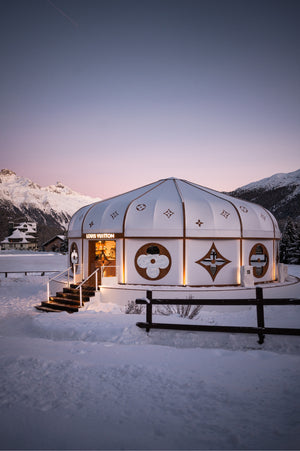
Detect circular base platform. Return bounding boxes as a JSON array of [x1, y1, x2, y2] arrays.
[[97, 276, 300, 306]]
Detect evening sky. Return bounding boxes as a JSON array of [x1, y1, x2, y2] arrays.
[[1, 0, 299, 198]]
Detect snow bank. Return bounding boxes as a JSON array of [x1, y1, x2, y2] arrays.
[[0, 254, 300, 450]]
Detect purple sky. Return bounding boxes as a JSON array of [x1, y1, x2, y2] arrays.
[[1, 0, 299, 199]]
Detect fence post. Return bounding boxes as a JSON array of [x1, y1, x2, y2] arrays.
[[47, 280, 50, 301], [146, 290, 153, 332], [256, 287, 265, 344]]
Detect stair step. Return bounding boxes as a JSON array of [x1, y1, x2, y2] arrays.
[[41, 300, 79, 313], [70, 284, 96, 292], [63, 287, 95, 297], [35, 281, 97, 313], [35, 305, 62, 313], [56, 292, 90, 302], [49, 296, 82, 306]]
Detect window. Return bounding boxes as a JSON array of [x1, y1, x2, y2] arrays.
[[90, 240, 116, 277], [249, 243, 269, 278]]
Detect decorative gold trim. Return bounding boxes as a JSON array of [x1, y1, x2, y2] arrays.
[[119, 236, 279, 241], [249, 243, 269, 278], [196, 242, 231, 281], [121, 179, 167, 285], [173, 179, 186, 285], [122, 237, 126, 284]]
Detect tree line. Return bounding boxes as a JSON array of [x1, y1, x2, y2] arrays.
[[280, 217, 300, 264]]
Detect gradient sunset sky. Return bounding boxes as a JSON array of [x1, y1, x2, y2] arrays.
[[1, 0, 299, 199]]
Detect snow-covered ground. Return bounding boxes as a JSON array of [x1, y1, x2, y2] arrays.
[[0, 253, 300, 450]]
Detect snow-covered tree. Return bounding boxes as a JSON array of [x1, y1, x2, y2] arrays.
[[280, 217, 300, 264]]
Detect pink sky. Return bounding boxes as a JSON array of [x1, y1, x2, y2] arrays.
[[1, 0, 299, 199]]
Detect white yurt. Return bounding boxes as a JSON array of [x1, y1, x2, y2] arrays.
[[68, 178, 281, 299]]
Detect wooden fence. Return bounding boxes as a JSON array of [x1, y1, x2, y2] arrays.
[[136, 287, 300, 344], [0, 270, 59, 277]]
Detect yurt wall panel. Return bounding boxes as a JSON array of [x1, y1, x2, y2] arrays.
[[241, 206, 275, 239], [243, 239, 275, 282], [125, 239, 183, 285], [116, 240, 123, 283], [177, 181, 242, 238], [186, 239, 240, 286]]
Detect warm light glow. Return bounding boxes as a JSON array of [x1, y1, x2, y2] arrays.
[[237, 266, 241, 285]]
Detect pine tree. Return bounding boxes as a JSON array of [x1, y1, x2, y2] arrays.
[[290, 225, 300, 264], [280, 217, 299, 264]]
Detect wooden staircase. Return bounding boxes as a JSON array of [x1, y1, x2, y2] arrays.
[[35, 284, 96, 313]]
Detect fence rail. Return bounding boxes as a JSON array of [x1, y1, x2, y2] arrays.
[[0, 270, 59, 277], [136, 287, 300, 344]]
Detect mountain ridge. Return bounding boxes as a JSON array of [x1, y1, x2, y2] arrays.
[[1, 168, 299, 247], [227, 169, 300, 226], [0, 169, 100, 246]]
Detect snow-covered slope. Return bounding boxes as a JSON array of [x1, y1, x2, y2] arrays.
[[0, 169, 100, 217], [229, 169, 300, 224], [238, 169, 300, 192], [0, 169, 100, 244]]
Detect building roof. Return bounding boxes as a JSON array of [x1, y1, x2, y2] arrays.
[[1, 229, 36, 243], [68, 178, 281, 239], [42, 235, 66, 246]]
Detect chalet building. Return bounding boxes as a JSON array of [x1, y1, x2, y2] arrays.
[[1, 221, 38, 251], [42, 235, 67, 252]]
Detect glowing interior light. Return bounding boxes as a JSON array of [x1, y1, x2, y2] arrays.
[[122, 264, 125, 284], [237, 266, 241, 284]]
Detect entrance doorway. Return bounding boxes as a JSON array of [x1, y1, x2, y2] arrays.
[[89, 240, 116, 284]]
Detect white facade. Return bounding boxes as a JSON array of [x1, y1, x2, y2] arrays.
[[68, 178, 281, 288]]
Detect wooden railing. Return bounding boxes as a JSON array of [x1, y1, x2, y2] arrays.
[[136, 287, 300, 344], [0, 270, 59, 277]]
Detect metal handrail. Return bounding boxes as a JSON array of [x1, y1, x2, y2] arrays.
[[49, 267, 72, 283], [47, 266, 72, 300], [76, 268, 99, 307], [100, 265, 119, 279]]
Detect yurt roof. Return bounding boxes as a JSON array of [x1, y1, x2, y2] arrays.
[[68, 178, 280, 239]]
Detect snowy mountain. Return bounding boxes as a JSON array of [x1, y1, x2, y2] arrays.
[[1, 168, 299, 247], [228, 169, 300, 227], [0, 169, 100, 245]]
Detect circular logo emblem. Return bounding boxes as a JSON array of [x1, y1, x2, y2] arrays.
[[135, 243, 171, 280], [249, 243, 269, 278], [70, 242, 79, 269]]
